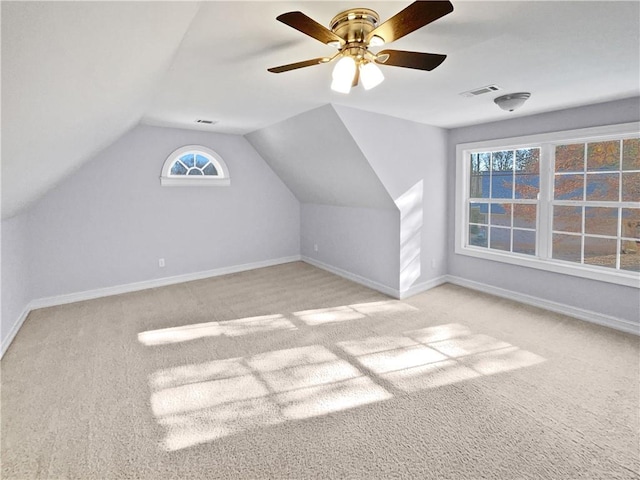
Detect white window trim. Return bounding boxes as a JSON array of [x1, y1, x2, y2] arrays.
[[160, 145, 230, 187], [455, 121, 640, 288]]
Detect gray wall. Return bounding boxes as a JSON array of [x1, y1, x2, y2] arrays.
[[300, 204, 400, 291], [3, 99, 638, 352], [27, 125, 300, 299], [1, 213, 31, 349], [448, 97, 640, 324], [335, 106, 449, 288]]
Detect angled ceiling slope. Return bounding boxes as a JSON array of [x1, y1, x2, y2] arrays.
[[246, 105, 395, 210], [1, 1, 200, 219]]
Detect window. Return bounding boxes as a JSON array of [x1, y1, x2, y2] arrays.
[[456, 123, 640, 287], [161, 145, 230, 186], [468, 148, 540, 256]]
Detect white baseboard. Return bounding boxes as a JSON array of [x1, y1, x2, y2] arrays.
[[445, 275, 640, 335], [301, 256, 449, 300], [1, 306, 30, 359], [301, 256, 400, 298], [1, 255, 301, 359], [29, 255, 301, 310], [399, 276, 448, 299]]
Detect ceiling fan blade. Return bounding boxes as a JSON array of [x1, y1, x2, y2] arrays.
[[277, 11, 345, 46], [267, 57, 328, 73], [376, 50, 446, 71], [366, 1, 453, 45]]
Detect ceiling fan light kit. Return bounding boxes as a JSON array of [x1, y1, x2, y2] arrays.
[[268, 1, 454, 93], [360, 62, 385, 90], [331, 56, 357, 94], [494, 92, 531, 112]]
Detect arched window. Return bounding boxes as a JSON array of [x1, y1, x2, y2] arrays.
[[161, 145, 230, 186]]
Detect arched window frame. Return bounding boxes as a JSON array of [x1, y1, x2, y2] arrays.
[[160, 145, 230, 187]]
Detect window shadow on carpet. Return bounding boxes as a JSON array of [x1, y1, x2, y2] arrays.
[[140, 303, 545, 452]]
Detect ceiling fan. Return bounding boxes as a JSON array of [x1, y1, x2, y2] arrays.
[[268, 1, 454, 94]]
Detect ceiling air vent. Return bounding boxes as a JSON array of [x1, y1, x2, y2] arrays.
[[459, 84, 502, 98], [195, 119, 216, 125]]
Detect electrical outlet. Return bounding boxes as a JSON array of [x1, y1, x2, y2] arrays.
[[313, 244, 318, 252], [431, 259, 436, 269], [159, 258, 165, 268]]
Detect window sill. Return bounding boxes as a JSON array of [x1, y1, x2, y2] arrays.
[[454, 245, 640, 288]]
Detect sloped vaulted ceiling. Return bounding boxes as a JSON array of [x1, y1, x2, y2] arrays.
[[246, 105, 396, 210], [1, 1, 200, 219]]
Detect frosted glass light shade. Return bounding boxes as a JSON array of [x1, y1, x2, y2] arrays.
[[494, 93, 531, 111], [331, 56, 356, 94], [360, 62, 384, 90]]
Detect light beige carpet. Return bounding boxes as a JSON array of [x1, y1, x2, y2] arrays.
[[1, 261, 639, 479]]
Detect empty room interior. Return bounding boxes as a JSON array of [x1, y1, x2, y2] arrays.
[[2, 1, 639, 479]]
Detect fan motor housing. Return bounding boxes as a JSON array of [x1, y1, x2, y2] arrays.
[[268, 2, 453, 78], [330, 8, 379, 44]]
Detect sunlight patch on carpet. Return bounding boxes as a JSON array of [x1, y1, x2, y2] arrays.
[[150, 345, 391, 451], [138, 314, 296, 346], [291, 306, 365, 325], [294, 300, 418, 326], [147, 324, 545, 451], [337, 325, 545, 393]]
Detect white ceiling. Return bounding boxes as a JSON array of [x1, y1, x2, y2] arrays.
[[143, 1, 640, 134], [2, 1, 639, 218]]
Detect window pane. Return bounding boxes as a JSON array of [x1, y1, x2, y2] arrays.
[[513, 204, 536, 229], [584, 207, 618, 236], [203, 163, 218, 176], [195, 154, 210, 169], [492, 150, 514, 171], [622, 138, 640, 170], [586, 173, 619, 201], [554, 174, 584, 200], [469, 225, 487, 247], [516, 148, 539, 173], [470, 174, 490, 198], [470, 153, 490, 198], [490, 203, 511, 226], [555, 144, 584, 172], [491, 151, 513, 199], [587, 140, 620, 171], [584, 237, 617, 269], [187, 169, 203, 175], [553, 206, 582, 233], [514, 174, 539, 199], [621, 172, 640, 202], [490, 227, 510, 252], [170, 162, 188, 175], [513, 229, 536, 255], [515, 149, 539, 199], [552, 234, 581, 262], [622, 208, 640, 239], [469, 203, 488, 225], [620, 240, 640, 272], [492, 173, 513, 199], [471, 152, 491, 172], [180, 154, 195, 168]]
